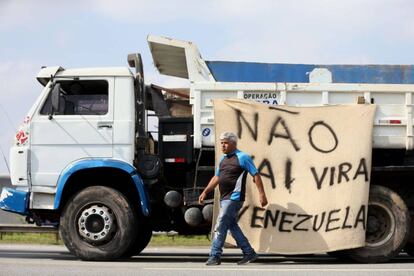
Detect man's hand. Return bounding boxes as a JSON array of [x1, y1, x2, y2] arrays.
[[254, 174, 268, 207], [198, 176, 220, 205], [199, 192, 207, 205], [259, 193, 268, 207]]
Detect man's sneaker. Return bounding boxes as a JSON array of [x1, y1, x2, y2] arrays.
[[205, 256, 221, 265], [237, 253, 258, 265]]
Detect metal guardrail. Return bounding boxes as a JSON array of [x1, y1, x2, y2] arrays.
[[0, 224, 59, 241], [0, 224, 58, 233]]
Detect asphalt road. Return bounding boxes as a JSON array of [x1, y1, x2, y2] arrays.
[[0, 244, 414, 276]]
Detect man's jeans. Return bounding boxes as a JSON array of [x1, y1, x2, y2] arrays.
[[210, 199, 255, 258]]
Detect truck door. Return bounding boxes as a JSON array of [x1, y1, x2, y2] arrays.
[[30, 78, 114, 188]]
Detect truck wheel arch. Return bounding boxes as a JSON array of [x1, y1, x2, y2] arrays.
[[54, 159, 150, 217]]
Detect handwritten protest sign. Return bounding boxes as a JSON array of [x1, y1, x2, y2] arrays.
[[212, 99, 376, 254]]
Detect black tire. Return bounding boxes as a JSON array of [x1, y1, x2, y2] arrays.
[[122, 220, 153, 257], [135, 222, 153, 254], [347, 185, 410, 263], [326, 250, 351, 260], [59, 186, 137, 261], [405, 242, 414, 256], [404, 213, 414, 256]]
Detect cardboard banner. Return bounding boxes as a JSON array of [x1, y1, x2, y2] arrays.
[[213, 99, 376, 254]]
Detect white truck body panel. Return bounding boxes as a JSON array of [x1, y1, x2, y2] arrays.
[[9, 146, 29, 186], [30, 76, 115, 189], [112, 76, 135, 163], [192, 81, 414, 150]]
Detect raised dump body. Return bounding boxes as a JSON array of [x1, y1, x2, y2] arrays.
[[148, 35, 414, 152]]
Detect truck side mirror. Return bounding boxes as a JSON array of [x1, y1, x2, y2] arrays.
[[49, 83, 61, 120]]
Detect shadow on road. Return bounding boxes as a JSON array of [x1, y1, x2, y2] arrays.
[[0, 247, 413, 264], [126, 252, 414, 265], [0, 249, 75, 260]]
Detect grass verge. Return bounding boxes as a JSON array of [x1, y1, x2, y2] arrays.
[[0, 233, 211, 247], [149, 234, 211, 247], [0, 233, 63, 245]]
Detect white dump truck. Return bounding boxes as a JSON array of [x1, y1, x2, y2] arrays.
[[1, 35, 413, 262]]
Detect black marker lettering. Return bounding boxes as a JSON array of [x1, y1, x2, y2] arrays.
[[338, 162, 352, 184], [251, 206, 265, 228], [308, 121, 338, 153], [313, 212, 326, 231], [329, 167, 336, 186], [268, 116, 301, 151], [234, 108, 259, 141], [269, 106, 300, 115], [279, 212, 295, 232], [342, 206, 353, 229], [311, 167, 329, 190], [354, 205, 366, 230], [257, 159, 276, 189], [238, 205, 250, 221], [264, 209, 280, 228], [285, 159, 295, 193], [353, 158, 369, 182], [326, 209, 341, 232], [293, 214, 312, 231]]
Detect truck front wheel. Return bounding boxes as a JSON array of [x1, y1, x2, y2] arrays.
[[347, 185, 410, 263], [123, 220, 153, 257], [59, 186, 137, 261]]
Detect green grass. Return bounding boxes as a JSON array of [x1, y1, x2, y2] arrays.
[[0, 233, 63, 245], [149, 234, 211, 247], [0, 233, 211, 247]]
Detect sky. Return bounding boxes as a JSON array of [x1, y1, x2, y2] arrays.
[[1, 0, 414, 174]]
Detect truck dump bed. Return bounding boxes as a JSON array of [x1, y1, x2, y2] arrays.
[[148, 35, 414, 150]]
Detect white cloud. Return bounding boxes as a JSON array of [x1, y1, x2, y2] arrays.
[[206, 0, 414, 64], [0, 1, 73, 30]]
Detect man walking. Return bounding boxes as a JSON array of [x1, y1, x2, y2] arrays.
[[199, 132, 268, 265]]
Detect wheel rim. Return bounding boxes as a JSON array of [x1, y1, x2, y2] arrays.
[[78, 204, 116, 244], [366, 202, 395, 248]]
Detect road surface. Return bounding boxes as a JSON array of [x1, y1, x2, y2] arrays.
[[0, 244, 413, 275]]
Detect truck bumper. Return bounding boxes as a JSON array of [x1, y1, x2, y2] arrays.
[[0, 188, 29, 215]]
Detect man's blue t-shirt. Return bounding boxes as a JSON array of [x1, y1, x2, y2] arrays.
[[215, 149, 258, 201]]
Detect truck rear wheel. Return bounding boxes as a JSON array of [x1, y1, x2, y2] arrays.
[[347, 185, 410, 263], [59, 186, 137, 261], [326, 250, 350, 260], [404, 216, 414, 256], [404, 242, 414, 256]]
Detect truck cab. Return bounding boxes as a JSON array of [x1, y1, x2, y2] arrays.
[[14, 67, 136, 208]]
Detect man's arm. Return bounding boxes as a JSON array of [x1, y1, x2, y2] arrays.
[[199, 175, 220, 204], [254, 174, 268, 207]]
